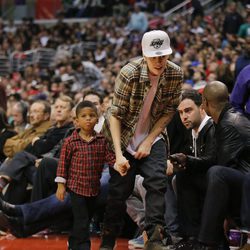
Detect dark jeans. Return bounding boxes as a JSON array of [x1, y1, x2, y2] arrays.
[[13, 169, 111, 238], [16, 193, 73, 237], [241, 173, 250, 230], [69, 191, 96, 250], [103, 139, 167, 236], [31, 157, 59, 201], [176, 171, 207, 237], [0, 151, 37, 182], [198, 165, 248, 245], [165, 175, 179, 234]]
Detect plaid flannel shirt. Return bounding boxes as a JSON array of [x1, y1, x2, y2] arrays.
[[102, 57, 183, 152], [56, 129, 115, 196]]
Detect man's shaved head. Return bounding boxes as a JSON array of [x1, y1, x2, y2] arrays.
[[203, 81, 229, 108]]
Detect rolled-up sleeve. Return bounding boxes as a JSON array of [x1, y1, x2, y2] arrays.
[[110, 70, 132, 120]]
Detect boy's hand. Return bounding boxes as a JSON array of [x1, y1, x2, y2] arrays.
[[56, 183, 66, 201], [114, 155, 130, 176]]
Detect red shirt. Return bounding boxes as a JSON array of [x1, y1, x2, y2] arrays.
[[57, 129, 115, 196]]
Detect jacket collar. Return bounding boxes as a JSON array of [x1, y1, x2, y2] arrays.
[[217, 103, 233, 124]]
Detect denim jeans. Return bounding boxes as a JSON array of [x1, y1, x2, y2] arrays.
[[103, 139, 168, 236], [165, 175, 179, 234]]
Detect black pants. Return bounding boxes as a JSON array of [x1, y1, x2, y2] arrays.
[[69, 191, 96, 250], [103, 139, 167, 237], [176, 171, 207, 237], [198, 165, 249, 245], [31, 157, 58, 202]]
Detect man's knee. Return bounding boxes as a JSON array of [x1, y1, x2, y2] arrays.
[[207, 165, 226, 181]]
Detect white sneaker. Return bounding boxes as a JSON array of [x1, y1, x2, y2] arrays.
[[128, 235, 144, 249]]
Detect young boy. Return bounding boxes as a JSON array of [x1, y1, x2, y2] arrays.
[[55, 101, 115, 250]]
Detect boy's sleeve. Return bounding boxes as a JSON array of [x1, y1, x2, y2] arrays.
[[56, 138, 72, 180], [104, 141, 115, 167]]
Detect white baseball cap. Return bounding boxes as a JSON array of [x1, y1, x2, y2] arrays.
[[141, 30, 172, 57]]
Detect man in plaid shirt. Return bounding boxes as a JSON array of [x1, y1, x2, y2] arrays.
[[55, 101, 115, 250], [100, 30, 183, 250]]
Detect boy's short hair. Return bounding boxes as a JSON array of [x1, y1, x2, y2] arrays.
[[76, 101, 98, 117], [180, 89, 202, 106]]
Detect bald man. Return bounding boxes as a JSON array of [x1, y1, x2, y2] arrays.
[[190, 81, 250, 250]]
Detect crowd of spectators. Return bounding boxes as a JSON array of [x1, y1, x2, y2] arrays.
[[0, 1, 249, 110], [0, 0, 249, 248]]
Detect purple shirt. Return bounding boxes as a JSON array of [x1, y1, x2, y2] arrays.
[[230, 64, 250, 116]]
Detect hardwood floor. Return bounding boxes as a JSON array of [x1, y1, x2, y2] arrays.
[[0, 234, 129, 250]]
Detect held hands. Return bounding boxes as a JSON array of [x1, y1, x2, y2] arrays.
[[114, 155, 130, 176], [169, 153, 187, 172], [56, 183, 66, 201]]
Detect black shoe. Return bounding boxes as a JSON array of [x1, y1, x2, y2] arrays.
[[170, 238, 196, 250], [0, 197, 20, 216], [193, 242, 218, 250], [0, 211, 24, 238], [99, 235, 116, 250]]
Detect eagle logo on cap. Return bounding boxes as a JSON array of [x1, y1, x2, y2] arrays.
[[150, 39, 164, 49]]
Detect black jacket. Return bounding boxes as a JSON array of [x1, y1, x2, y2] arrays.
[[25, 122, 74, 158], [185, 117, 216, 173], [215, 104, 250, 173]]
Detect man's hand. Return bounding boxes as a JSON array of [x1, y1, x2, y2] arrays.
[[169, 153, 187, 172], [114, 155, 130, 176], [134, 139, 152, 160], [56, 183, 66, 201]]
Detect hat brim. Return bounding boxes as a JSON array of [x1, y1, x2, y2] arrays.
[[143, 48, 172, 57]]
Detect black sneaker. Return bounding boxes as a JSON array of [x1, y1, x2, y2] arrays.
[[170, 238, 196, 250], [193, 242, 218, 250], [99, 235, 116, 250], [194, 242, 218, 250]]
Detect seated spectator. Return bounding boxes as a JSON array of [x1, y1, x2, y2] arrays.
[[0, 96, 74, 204], [3, 100, 51, 159], [0, 108, 16, 164], [125, 4, 148, 33], [0, 167, 111, 238], [10, 101, 29, 134], [230, 64, 250, 119], [70, 60, 103, 92], [190, 81, 250, 250], [169, 90, 216, 250], [235, 37, 250, 77], [237, 13, 250, 38], [31, 90, 105, 202]]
